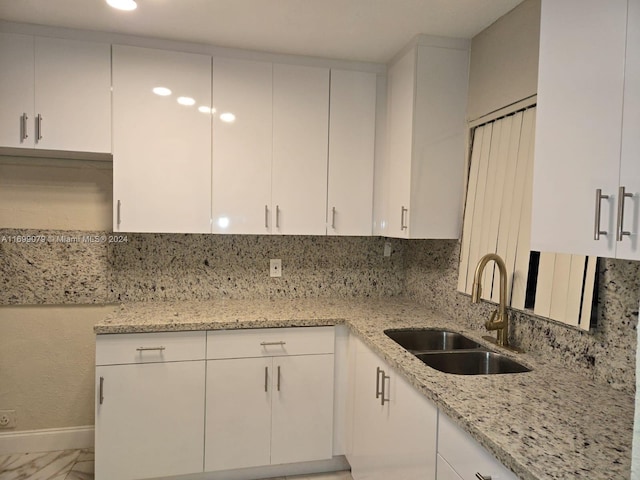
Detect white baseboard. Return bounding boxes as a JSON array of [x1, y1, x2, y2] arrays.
[[0, 425, 94, 455], [158, 456, 351, 480]]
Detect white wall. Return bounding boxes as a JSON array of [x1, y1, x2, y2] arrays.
[[467, 0, 540, 121], [0, 156, 114, 432], [0, 156, 112, 230]]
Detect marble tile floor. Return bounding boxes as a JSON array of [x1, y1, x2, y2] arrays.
[[0, 449, 353, 480]]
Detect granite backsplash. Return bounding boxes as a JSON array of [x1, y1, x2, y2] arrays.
[[0, 229, 404, 304], [2, 229, 638, 392]]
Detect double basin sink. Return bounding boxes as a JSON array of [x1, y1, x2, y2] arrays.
[[384, 329, 531, 375]]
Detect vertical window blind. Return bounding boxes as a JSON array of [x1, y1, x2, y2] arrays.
[[458, 106, 596, 330]]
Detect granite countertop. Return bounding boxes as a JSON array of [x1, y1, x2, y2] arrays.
[[96, 297, 634, 480]]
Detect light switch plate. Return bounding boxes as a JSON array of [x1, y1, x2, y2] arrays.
[[270, 259, 282, 277]]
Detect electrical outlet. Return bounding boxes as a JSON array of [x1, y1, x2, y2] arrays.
[[383, 241, 392, 257], [0, 410, 16, 429], [270, 259, 282, 278]]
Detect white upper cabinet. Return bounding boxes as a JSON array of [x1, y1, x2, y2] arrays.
[[0, 33, 111, 153], [211, 57, 273, 234], [272, 63, 330, 235], [112, 45, 212, 233], [381, 39, 469, 239], [0, 33, 34, 149], [618, 0, 640, 260], [532, 0, 640, 260], [327, 69, 376, 236]]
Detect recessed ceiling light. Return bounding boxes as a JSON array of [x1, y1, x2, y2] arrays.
[[106, 0, 137, 11], [152, 87, 172, 96], [198, 106, 211, 114], [177, 96, 196, 106]]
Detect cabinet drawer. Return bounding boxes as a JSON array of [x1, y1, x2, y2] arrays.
[[96, 331, 206, 365], [438, 413, 517, 480], [207, 327, 334, 359]]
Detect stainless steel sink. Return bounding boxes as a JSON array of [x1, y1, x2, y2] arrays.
[[385, 328, 531, 375], [384, 328, 482, 354], [416, 351, 531, 375]]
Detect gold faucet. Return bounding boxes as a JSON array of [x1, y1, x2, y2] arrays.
[[471, 253, 509, 347]]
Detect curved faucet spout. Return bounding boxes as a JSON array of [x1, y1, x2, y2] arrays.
[[471, 253, 509, 347]]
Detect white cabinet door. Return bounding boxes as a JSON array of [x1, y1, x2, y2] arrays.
[[386, 49, 414, 238], [618, 0, 640, 261], [34, 37, 111, 153], [211, 57, 273, 234], [271, 354, 335, 465], [0, 33, 34, 148], [0, 34, 110, 153], [382, 42, 469, 239], [95, 362, 205, 480], [349, 336, 437, 480], [205, 357, 272, 471], [532, 0, 627, 257], [327, 69, 376, 236], [112, 45, 212, 233], [272, 63, 330, 235], [349, 337, 387, 479], [438, 413, 517, 480]]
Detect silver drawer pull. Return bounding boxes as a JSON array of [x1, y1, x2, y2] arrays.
[[380, 370, 390, 405], [260, 341, 286, 347], [594, 189, 609, 240], [475, 474, 492, 480], [99, 376, 105, 405], [616, 186, 633, 241], [36, 114, 43, 141], [264, 366, 268, 392], [136, 346, 166, 352], [376, 367, 383, 399], [21, 113, 28, 141], [401, 206, 408, 231]]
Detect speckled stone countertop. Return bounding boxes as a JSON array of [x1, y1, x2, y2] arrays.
[[96, 297, 634, 480]]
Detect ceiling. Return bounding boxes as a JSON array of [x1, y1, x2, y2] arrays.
[[0, 0, 524, 63]]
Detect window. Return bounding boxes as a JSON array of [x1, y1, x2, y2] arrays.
[[458, 105, 596, 330]]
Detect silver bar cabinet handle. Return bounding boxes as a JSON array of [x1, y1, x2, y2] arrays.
[[36, 114, 42, 141], [475, 474, 492, 480], [401, 206, 408, 231], [21, 113, 28, 141], [331, 206, 336, 230], [380, 370, 390, 405], [616, 186, 633, 241], [265, 205, 269, 229], [375, 367, 383, 399], [594, 189, 609, 240], [277, 365, 281, 391], [136, 346, 166, 352], [264, 366, 268, 392], [260, 341, 286, 346], [99, 376, 104, 405], [276, 205, 280, 229], [117, 200, 122, 228]]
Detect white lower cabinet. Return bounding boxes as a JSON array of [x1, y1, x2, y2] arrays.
[[95, 327, 517, 480], [94, 332, 206, 480], [347, 335, 438, 479], [205, 357, 272, 471], [437, 412, 518, 480], [205, 327, 335, 471], [346, 334, 517, 480]]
